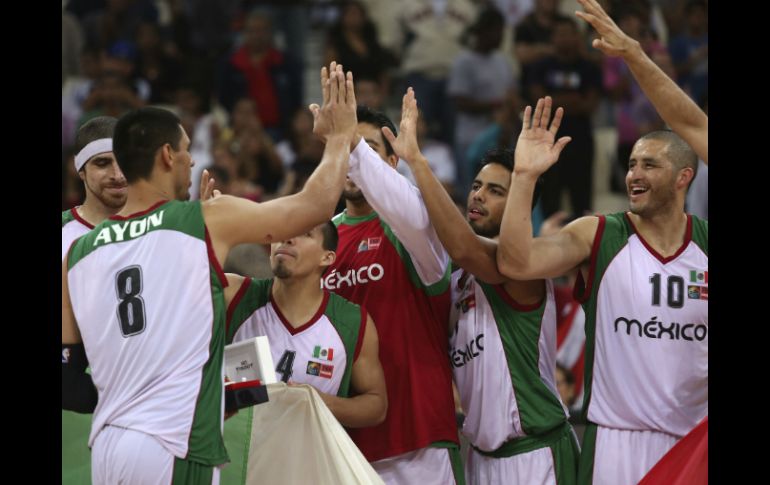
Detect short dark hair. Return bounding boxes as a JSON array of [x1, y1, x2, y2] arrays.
[[113, 107, 183, 183], [477, 147, 543, 207], [320, 221, 339, 251], [356, 106, 397, 156], [637, 130, 698, 182], [74, 116, 118, 160]]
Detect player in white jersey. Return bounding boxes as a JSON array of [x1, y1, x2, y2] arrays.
[[224, 220, 387, 426], [61, 116, 127, 262], [496, 96, 707, 484], [385, 88, 578, 484], [62, 62, 360, 484], [575, 0, 708, 163]]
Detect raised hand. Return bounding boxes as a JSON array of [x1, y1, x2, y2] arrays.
[[514, 96, 572, 177], [308, 62, 358, 142], [199, 169, 222, 201], [381, 87, 422, 163], [575, 0, 639, 58]]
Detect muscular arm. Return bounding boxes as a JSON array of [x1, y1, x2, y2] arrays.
[[409, 155, 506, 284], [495, 96, 596, 279], [497, 170, 597, 279], [315, 315, 387, 428], [206, 64, 358, 264], [575, 0, 708, 162]]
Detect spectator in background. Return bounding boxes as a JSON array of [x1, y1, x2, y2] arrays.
[[669, 0, 707, 104], [176, 83, 220, 200], [325, 1, 395, 97], [603, 7, 667, 193], [448, 6, 516, 193], [211, 142, 263, 202], [396, 0, 477, 143], [397, 114, 458, 199], [135, 22, 183, 104], [354, 75, 387, 111], [219, 10, 302, 141], [275, 108, 325, 171], [529, 17, 601, 218], [514, 0, 571, 103]]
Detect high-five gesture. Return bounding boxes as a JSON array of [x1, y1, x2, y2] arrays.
[[575, 0, 638, 57], [308, 62, 358, 143], [574, 0, 708, 163], [514, 96, 571, 177], [382, 87, 422, 163]]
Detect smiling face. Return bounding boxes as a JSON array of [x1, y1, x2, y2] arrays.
[[81, 152, 128, 210], [270, 223, 335, 280], [626, 138, 679, 217], [466, 163, 511, 238]]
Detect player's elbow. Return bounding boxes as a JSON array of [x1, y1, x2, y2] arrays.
[[369, 394, 388, 426], [496, 248, 531, 280]]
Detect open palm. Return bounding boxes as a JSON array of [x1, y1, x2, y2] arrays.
[[514, 96, 571, 176]]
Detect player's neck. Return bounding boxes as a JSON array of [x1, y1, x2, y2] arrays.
[[345, 198, 373, 218], [78, 198, 120, 226], [119, 180, 174, 217], [271, 276, 326, 328], [628, 210, 689, 257]]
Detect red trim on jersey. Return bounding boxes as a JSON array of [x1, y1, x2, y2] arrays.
[[205, 227, 228, 288], [70, 207, 95, 229], [574, 215, 606, 303], [493, 283, 543, 312], [226, 379, 263, 391], [109, 200, 169, 220], [226, 277, 252, 336], [625, 213, 693, 264], [271, 290, 330, 336], [353, 306, 368, 362]]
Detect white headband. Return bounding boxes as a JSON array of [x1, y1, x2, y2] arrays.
[[74, 138, 113, 171]]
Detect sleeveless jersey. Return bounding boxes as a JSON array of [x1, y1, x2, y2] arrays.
[[450, 270, 567, 451], [576, 213, 708, 437], [62, 207, 93, 261], [325, 211, 457, 462], [66, 200, 229, 465], [226, 277, 366, 397]]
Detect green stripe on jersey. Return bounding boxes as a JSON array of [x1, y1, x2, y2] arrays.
[[379, 219, 450, 296], [62, 209, 75, 227], [68, 201, 205, 269], [579, 213, 630, 421], [478, 281, 567, 435], [691, 215, 708, 256], [184, 251, 229, 465], [227, 279, 272, 343], [323, 293, 364, 397]]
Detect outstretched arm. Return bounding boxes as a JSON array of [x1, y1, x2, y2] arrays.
[[390, 88, 504, 284], [497, 97, 596, 279], [348, 88, 449, 285], [313, 314, 387, 428], [576, 0, 708, 163], [205, 63, 357, 262]]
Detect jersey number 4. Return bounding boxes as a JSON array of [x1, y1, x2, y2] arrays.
[[276, 350, 296, 383], [116, 266, 147, 337]]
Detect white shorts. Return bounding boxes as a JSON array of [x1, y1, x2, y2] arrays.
[[466, 445, 557, 485], [91, 425, 221, 485], [587, 425, 679, 485], [371, 446, 457, 485]]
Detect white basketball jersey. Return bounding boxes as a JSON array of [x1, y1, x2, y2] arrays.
[[450, 270, 566, 452], [67, 200, 229, 464], [62, 207, 92, 261], [580, 213, 708, 438]]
